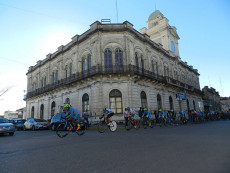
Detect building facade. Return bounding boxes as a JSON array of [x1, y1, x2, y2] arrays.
[[4, 111, 20, 119], [202, 86, 221, 112], [220, 97, 230, 111], [24, 11, 203, 120]]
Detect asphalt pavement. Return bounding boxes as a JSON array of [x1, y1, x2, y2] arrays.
[[0, 120, 230, 173]]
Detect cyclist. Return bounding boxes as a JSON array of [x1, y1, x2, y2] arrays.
[[127, 107, 140, 128], [103, 107, 114, 126], [161, 110, 167, 124], [142, 108, 152, 126], [64, 104, 81, 131]]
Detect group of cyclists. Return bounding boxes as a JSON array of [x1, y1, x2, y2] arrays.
[[62, 103, 230, 131]]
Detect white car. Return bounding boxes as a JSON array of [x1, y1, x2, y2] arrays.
[[0, 118, 16, 136], [23, 118, 50, 130]]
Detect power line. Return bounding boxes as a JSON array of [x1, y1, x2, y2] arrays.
[[0, 56, 30, 66], [0, 2, 88, 25]]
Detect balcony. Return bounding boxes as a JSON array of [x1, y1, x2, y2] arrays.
[[25, 65, 202, 99]]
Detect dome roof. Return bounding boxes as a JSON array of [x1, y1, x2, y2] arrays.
[[148, 10, 162, 21]]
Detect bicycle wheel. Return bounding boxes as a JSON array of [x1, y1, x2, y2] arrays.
[[98, 121, 107, 133], [125, 121, 132, 131], [110, 121, 117, 132], [150, 120, 155, 128], [136, 120, 140, 130], [56, 123, 70, 138], [76, 122, 86, 136], [142, 118, 148, 129]]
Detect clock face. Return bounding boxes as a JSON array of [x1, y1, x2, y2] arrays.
[[171, 41, 175, 52]]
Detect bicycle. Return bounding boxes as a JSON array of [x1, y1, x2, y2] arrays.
[[97, 114, 117, 133], [125, 117, 140, 130], [159, 116, 167, 127], [56, 118, 86, 138], [142, 116, 155, 129]]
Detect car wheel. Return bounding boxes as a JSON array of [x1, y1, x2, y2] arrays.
[[32, 126, 36, 131], [9, 132, 14, 136]]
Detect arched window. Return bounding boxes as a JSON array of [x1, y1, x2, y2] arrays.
[[40, 104, 44, 119], [104, 49, 112, 70], [141, 91, 147, 109], [157, 94, 162, 110], [51, 101, 56, 118], [69, 63, 72, 76], [65, 98, 70, 104], [41, 78, 44, 88], [164, 65, 169, 77], [88, 55, 91, 72], [65, 65, 68, 80], [174, 69, 178, 80], [55, 70, 58, 82], [44, 76, 46, 86], [109, 89, 122, 114], [169, 96, 174, 111], [152, 60, 158, 76], [135, 53, 138, 66], [52, 72, 55, 84], [82, 93, 89, 112], [140, 55, 144, 73], [187, 99, 190, 111], [82, 57, 85, 73], [115, 49, 123, 68], [135, 53, 139, 70], [31, 106, 34, 118], [193, 100, 196, 111]]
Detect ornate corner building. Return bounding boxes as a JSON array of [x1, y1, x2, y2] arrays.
[[24, 11, 203, 120]]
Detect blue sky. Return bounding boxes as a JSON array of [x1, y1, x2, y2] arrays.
[[0, 0, 229, 115]]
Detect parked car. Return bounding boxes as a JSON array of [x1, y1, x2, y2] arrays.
[[50, 113, 66, 131], [10, 118, 26, 130], [23, 118, 50, 130], [0, 118, 16, 136]]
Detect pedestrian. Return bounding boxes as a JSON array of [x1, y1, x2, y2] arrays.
[[124, 107, 129, 126], [83, 109, 90, 127], [139, 107, 144, 118]]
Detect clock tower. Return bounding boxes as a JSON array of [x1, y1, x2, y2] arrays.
[[140, 10, 180, 57]]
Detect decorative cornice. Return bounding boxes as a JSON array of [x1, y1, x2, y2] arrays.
[[27, 21, 199, 75]]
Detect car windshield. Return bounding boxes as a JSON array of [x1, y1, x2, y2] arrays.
[[35, 119, 47, 122], [17, 120, 24, 123], [0, 119, 9, 123]]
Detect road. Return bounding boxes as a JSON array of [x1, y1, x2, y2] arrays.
[[0, 120, 230, 173]]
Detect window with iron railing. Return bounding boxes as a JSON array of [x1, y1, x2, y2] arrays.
[[115, 49, 123, 68], [104, 49, 112, 70], [88, 55, 91, 72]]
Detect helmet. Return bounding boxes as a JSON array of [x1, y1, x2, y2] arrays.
[[64, 104, 70, 108], [159, 109, 162, 112], [144, 108, 147, 111], [126, 107, 130, 110]]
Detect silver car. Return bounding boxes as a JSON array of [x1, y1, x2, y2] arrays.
[[24, 118, 50, 130], [0, 118, 16, 136]]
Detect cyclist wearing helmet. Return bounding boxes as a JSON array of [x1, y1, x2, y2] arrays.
[[142, 108, 151, 118], [102, 107, 114, 126], [127, 107, 139, 128], [142, 108, 152, 126], [64, 104, 81, 131]]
